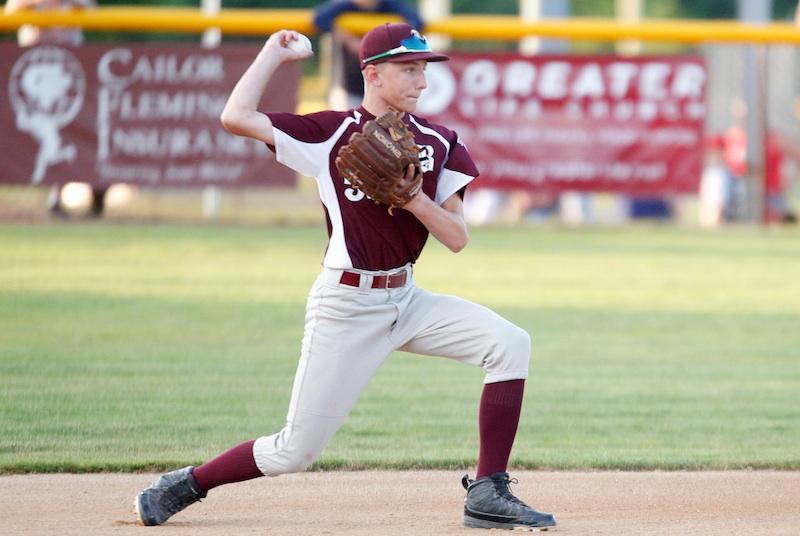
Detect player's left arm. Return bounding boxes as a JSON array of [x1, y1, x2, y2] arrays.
[[403, 174, 468, 253], [400, 123, 474, 252]]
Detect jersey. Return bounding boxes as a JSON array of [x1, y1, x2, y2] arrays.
[[267, 107, 479, 271]]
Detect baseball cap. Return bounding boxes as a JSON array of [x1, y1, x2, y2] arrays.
[[360, 22, 449, 69]]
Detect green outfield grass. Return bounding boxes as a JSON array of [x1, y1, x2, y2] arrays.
[[1, 222, 799, 473]]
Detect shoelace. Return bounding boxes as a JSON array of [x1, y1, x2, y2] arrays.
[[494, 476, 528, 507], [160, 483, 202, 515]]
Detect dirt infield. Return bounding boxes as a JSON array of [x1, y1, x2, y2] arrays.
[[2, 470, 798, 535]]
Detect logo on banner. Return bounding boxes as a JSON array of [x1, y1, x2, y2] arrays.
[[8, 46, 86, 184]]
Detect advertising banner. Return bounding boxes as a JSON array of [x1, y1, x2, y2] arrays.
[[416, 52, 706, 194], [1, 43, 299, 188]]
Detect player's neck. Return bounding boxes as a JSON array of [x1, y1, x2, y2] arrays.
[[360, 96, 409, 119]]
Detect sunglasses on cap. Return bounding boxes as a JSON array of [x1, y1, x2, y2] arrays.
[[361, 34, 432, 64]]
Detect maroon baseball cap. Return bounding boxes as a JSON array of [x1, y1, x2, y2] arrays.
[[359, 22, 449, 69]]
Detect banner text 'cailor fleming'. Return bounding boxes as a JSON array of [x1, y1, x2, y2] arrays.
[[1, 43, 298, 187]]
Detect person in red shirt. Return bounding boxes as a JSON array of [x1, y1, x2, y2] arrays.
[[765, 132, 798, 223]]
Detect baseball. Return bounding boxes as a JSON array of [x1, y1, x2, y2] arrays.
[[286, 34, 313, 53]]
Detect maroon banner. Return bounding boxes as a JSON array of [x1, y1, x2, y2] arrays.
[[0, 43, 298, 188], [417, 52, 706, 195]]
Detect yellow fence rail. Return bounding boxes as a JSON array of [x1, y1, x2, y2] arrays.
[[2, 7, 800, 44]]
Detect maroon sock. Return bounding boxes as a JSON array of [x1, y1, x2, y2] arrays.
[[191, 440, 263, 492], [475, 379, 525, 479]]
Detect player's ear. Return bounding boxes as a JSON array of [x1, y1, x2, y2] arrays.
[[363, 64, 382, 87]]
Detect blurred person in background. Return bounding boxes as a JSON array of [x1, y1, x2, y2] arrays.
[[722, 99, 749, 221], [765, 130, 799, 224], [313, 0, 423, 110], [4, 0, 107, 218], [699, 134, 733, 229], [4, 0, 93, 47]]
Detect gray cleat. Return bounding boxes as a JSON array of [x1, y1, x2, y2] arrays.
[[462, 472, 556, 531], [134, 466, 207, 526]]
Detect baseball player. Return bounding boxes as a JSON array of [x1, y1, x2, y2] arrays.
[[134, 22, 556, 531]]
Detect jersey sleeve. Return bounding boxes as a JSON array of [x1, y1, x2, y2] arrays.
[[435, 134, 479, 206], [267, 111, 352, 178]]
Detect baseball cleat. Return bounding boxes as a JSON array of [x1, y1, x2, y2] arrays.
[[134, 466, 207, 526], [462, 472, 556, 531]]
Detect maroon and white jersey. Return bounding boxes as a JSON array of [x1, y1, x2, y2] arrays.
[[267, 107, 478, 271]]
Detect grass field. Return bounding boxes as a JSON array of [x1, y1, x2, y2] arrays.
[[1, 222, 799, 473]]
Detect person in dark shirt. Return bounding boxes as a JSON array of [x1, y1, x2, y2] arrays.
[[313, 0, 423, 110]]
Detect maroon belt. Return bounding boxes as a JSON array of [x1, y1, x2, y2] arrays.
[[340, 270, 408, 289]]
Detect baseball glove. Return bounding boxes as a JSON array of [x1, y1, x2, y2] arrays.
[[335, 109, 423, 215]]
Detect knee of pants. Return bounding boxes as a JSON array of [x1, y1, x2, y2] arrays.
[[252, 428, 323, 477], [253, 414, 342, 477], [483, 323, 531, 379]]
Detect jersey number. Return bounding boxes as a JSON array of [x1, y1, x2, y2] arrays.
[[344, 179, 365, 202]]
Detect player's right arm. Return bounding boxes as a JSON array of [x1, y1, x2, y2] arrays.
[[221, 30, 313, 145]]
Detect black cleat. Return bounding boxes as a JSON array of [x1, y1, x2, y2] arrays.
[[462, 472, 556, 531], [134, 466, 207, 526]]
